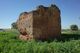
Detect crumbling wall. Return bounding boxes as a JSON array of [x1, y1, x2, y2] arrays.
[[33, 5, 61, 40], [17, 4, 61, 40]]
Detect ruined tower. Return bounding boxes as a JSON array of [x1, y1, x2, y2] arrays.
[[17, 4, 61, 40]]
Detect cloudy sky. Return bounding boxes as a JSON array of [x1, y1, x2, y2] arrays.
[[0, 0, 80, 29]]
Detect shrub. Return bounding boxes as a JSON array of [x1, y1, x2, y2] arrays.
[[11, 22, 17, 29], [70, 24, 78, 31]]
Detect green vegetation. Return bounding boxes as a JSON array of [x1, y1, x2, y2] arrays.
[[70, 24, 78, 31], [11, 22, 17, 29], [0, 29, 80, 53]]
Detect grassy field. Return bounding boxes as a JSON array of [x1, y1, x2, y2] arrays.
[[0, 29, 80, 53]]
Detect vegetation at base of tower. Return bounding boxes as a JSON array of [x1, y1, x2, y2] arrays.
[[0, 29, 80, 53]]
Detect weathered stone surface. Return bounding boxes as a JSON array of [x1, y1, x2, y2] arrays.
[[17, 4, 61, 40]]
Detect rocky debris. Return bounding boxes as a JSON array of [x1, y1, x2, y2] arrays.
[[19, 35, 33, 41]]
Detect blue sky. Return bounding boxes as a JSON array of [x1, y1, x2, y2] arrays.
[[0, 0, 80, 29]]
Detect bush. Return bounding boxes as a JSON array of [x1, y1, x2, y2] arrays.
[[11, 22, 17, 29], [70, 24, 78, 31]]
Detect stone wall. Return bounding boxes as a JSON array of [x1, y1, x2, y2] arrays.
[[33, 5, 61, 40], [17, 4, 61, 40]]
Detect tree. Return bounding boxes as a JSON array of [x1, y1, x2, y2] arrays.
[[11, 22, 17, 29], [70, 24, 78, 31]]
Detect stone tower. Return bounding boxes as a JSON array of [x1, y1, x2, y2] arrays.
[[17, 4, 61, 40]]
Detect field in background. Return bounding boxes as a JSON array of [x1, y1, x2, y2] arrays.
[[62, 29, 80, 34], [0, 29, 80, 53]]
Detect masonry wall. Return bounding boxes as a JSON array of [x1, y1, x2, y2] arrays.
[[33, 5, 61, 40], [17, 5, 61, 40], [17, 12, 33, 36]]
